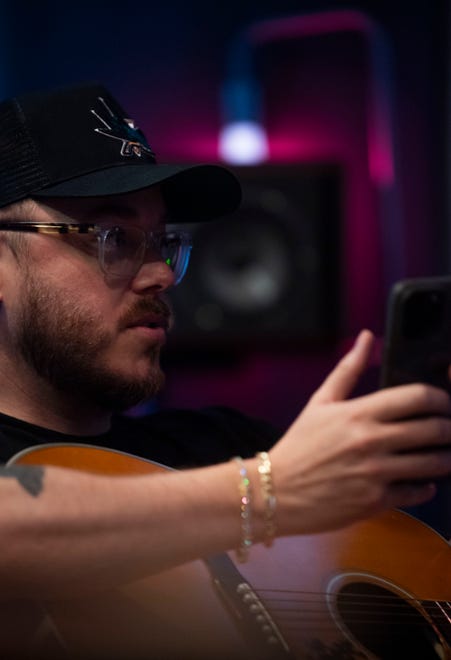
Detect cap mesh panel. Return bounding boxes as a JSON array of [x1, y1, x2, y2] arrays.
[[0, 100, 50, 207]]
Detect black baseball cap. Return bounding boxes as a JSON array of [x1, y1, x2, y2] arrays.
[[0, 82, 241, 221]]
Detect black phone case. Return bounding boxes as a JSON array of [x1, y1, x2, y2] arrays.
[[380, 275, 451, 394]]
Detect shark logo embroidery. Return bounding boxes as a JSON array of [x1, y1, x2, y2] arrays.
[[91, 97, 155, 158]]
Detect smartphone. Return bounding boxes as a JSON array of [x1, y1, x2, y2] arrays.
[[380, 276, 451, 394]]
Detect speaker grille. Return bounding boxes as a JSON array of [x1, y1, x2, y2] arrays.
[[167, 163, 343, 351]]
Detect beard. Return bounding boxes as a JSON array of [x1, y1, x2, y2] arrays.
[[13, 272, 170, 412]]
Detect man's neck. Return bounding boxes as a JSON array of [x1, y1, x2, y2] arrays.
[[0, 360, 112, 436]]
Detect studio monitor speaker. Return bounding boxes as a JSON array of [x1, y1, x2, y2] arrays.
[[167, 163, 343, 351]]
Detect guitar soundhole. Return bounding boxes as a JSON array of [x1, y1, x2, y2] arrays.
[[336, 582, 442, 659]]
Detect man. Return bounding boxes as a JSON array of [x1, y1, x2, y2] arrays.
[[0, 82, 450, 658]]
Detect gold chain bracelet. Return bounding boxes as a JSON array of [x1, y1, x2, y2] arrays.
[[233, 456, 252, 562], [256, 451, 277, 547]]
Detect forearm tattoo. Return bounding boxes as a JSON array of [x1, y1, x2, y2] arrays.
[[0, 465, 44, 497]]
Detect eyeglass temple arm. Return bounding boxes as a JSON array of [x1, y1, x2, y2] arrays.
[[0, 223, 95, 235]]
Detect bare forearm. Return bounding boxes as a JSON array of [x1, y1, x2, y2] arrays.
[[0, 460, 263, 599]]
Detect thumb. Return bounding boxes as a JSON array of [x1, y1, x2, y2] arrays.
[[309, 329, 375, 404]]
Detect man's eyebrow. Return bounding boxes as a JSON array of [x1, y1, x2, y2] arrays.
[[0, 465, 44, 497]]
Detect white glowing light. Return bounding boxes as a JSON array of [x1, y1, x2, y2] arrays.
[[218, 121, 269, 165]]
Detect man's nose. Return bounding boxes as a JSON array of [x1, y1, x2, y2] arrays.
[[130, 258, 176, 293]]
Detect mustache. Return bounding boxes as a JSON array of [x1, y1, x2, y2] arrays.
[[118, 296, 173, 331]]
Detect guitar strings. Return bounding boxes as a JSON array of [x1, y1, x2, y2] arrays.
[[244, 587, 451, 650], [249, 587, 451, 624]]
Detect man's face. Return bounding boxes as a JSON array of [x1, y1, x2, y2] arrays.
[[3, 187, 176, 411]]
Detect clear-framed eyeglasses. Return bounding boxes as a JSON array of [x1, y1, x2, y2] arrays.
[[0, 222, 193, 285]]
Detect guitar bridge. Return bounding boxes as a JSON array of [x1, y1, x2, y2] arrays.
[[205, 553, 292, 659]]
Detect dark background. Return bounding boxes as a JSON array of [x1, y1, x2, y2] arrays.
[[1, 0, 450, 530]]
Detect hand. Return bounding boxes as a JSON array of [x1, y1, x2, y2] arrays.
[[269, 330, 451, 535]]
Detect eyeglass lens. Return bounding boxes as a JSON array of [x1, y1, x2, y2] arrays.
[[101, 226, 191, 284]]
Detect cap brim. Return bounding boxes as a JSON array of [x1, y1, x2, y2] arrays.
[[33, 163, 241, 222]]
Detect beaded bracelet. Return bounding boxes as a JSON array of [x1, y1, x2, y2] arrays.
[[256, 451, 277, 547], [233, 456, 252, 562]]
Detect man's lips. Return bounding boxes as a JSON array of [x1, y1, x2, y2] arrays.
[[118, 298, 173, 344], [125, 314, 170, 331], [123, 315, 169, 345]]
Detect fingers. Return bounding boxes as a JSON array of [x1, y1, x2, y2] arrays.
[[386, 448, 451, 483], [386, 481, 437, 509], [309, 328, 451, 421], [310, 330, 375, 404], [385, 450, 451, 508], [360, 383, 451, 422], [375, 415, 451, 453]]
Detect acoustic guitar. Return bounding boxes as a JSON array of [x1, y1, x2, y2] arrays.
[[8, 443, 451, 659]]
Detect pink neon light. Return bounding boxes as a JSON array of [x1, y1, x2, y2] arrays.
[[245, 10, 395, 187], [247, 9, 373, 42]]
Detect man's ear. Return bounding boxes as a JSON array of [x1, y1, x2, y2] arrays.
[[0, 237, 10, 303], [0, 234, 22, 304]]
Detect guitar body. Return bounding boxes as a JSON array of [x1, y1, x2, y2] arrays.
[[10, 443, 451, 659], [10, 445, 248, 660]]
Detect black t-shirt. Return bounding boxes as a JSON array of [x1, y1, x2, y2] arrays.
[[0, 406, 280, 468]]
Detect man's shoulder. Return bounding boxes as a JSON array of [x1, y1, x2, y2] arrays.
[[0, 407, 280, 469]]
